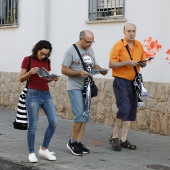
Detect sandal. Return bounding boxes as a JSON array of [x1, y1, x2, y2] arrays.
[[120, 140, 137, 150], [109, 136, 122, 151]]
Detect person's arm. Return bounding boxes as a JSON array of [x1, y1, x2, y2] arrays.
[[109, 61, 128, 68], [138, 61, 147, 68], [20, 67, 38, 83], [109, 60, 138, 68], [47, 76, 60, 83], [61, 65, 89, 78], [93, 65, 108, 75]]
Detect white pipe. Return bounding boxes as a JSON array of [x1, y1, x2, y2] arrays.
[[40, 0, 48, 40]]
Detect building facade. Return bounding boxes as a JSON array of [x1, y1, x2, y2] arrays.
[[1, 0, 170, 135]]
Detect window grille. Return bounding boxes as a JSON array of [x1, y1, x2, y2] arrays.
[[89, 0, 125, 21], [0, 0, 19, 26]]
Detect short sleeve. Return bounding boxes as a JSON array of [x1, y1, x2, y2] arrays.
[[21, 56, 29, 70], [109, 41, 122, 62]]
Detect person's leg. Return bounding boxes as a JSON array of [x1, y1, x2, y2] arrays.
[[112, 118, 122, 138], [128, 85, 138, 121], [77, 122, 86, 141], [71, 122, 82, 141], [26, 89, 40, 162], [68, 90, 87, 141], [113, 78, 131, 121], [120, 121, 136, 149], [67, 90, 86, 155], [26, 89, 40, 154], [38, 90, 57, 160], [76, 122, 90, 154], [112, 78, 130, 139], [110, 78, 131, 151], [41, 91, 57, 149], [120, 84, 137, 150], [121, 121, 130, 142], [109, 118, 122, 151]]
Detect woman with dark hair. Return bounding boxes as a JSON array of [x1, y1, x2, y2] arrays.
[[20, 40, 59, 163]]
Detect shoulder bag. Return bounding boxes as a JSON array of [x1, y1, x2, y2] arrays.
[[122, 40, 148, 107], [73, 44, 98, 98], [13, 56, 31, 130]]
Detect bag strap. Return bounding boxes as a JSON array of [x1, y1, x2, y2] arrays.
[[27, 56, 31, 71], [26, 56, 31, 87], [73, 44, 87, 71], [47, 59, 50, 70], [121, 39, 138, 75]]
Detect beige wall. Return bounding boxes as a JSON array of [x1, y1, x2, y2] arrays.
[[1, 72, 170, 136]]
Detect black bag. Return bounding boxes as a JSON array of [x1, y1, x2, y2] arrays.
[[91, 81, 98, 98]]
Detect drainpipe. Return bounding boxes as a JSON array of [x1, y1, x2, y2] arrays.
[[40, 0, 48, 40]]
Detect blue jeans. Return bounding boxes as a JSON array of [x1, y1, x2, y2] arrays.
[[26, 89, 57, 153], [68, 89, 89, 123]]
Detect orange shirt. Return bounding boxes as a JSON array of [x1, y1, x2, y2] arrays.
[[109, 38, 146, 81]]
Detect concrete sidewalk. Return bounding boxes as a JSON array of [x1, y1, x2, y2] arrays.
[[0, 109, 170, 170]]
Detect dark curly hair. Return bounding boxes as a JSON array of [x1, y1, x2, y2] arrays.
[[32, 40, 52, 59]]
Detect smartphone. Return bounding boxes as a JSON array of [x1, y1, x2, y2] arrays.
[[138, 57, 154, 63]]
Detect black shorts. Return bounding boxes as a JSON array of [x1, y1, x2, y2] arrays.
[[113, 77, 137, 121]]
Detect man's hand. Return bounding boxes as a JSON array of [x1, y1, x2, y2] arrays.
[[80, 71, 89, 78], [100, 69, 108, 75], [137, 61, 147, 68], [126, 60, 138, 67]]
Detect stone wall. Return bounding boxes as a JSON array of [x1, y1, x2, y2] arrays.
[[1, 72, 170, 136]]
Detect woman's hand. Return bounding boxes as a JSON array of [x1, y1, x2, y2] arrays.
[[30, 67, 38, 75], [52, 76, 59, 82], [126, 60, 138, 67]]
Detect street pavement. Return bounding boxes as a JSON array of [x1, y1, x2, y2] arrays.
[[0, 108, 170, 170]]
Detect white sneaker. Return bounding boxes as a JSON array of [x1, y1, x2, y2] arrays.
[[28, 153, 38, 163], [38, 147, 56, 161]]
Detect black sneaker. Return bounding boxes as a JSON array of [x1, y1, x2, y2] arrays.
[[77, 142, 90, 154], [66, 140, 82, 156]]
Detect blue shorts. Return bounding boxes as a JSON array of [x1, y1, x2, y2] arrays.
[[68, 89, 89, 123], [113, 77, 137, 121]]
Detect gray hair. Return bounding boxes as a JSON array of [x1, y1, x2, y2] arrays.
[[79, 30, 85, 38]]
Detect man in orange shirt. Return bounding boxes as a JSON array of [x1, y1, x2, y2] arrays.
[[109, 23, 147, 151]]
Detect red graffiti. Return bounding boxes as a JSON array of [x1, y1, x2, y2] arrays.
[[166, 49, 170, 55], [143, 37, 162, 60], [166, 49, 170, 64]]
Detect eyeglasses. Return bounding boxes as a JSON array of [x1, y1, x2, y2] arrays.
[[82, 38, 95, 44], [126, 30, 136, 34], [40, 52, 50, 58]]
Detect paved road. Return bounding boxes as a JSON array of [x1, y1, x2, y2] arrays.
[[0, 109, 170, 170]]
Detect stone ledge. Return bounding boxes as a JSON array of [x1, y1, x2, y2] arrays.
[[1, 72, 170, 136]]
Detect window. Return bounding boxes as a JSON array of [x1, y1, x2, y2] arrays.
[[88, 0, 125, 21], [0, 0, 19, 26]]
